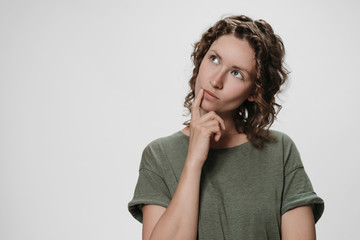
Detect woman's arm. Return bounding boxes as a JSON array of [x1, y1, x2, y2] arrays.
[[142, 89, 225, 240], [142, 161, 203, 240], [281, 205, 316, 240], [142, 205, 166, 240]]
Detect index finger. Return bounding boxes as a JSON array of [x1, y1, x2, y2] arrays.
[[191, 89, 204, 120]]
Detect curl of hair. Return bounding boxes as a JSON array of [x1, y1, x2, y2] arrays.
[[183, 15, 289, 148]]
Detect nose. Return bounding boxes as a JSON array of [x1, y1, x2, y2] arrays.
[[209, 71, 224, 89]]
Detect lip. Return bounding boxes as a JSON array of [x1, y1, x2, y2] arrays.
[[204, 89, 219, 100]]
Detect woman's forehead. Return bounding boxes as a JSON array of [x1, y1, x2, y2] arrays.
[[209, 35, 256, 73]]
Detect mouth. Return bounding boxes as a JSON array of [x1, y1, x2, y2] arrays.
[[204, 89, 219, 100]]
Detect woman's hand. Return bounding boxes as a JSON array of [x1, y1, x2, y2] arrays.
[[143, 89, 225, 240], [187, 89, 226, 167]]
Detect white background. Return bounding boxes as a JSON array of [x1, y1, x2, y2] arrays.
[[1, 0, 359, 239]]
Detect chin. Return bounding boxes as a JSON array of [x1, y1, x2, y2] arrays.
[[201, 106, 226, 115], [200, 103, 236, 116], [200, 103, 217, 112]]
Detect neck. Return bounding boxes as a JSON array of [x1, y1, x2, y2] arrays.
[[182, 109, 248, 148]]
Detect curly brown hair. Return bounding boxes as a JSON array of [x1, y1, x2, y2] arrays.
[[184, 15, 289, 148]]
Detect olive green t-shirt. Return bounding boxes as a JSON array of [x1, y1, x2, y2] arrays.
[[128, 130, 324, 239]]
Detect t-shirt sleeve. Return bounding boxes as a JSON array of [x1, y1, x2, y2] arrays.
[[128, 145, 171, 223], [280, 134, 324, 223]]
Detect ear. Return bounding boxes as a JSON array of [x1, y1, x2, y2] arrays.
[[247, 94, 255, 102], [247, 84, 256, 102]]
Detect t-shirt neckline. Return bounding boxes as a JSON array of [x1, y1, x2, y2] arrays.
[[176, 130, 251, 151]]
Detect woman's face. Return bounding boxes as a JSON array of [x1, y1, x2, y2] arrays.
[[195, 34, 256, 116]]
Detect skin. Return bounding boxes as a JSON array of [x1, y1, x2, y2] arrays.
[[142, 35, 316, 240], [190, 35, 256, 148]]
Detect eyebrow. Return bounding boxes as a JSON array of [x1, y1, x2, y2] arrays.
[[208, 49, 252, 75]]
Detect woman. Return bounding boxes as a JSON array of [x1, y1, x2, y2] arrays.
[[128, 15, 324, 240]]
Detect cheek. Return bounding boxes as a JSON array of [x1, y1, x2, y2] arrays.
[[197, 63, 209, 82], [194, 67, 207, 93], [227, 86, 253, 102], [194, 77, 200, 93]]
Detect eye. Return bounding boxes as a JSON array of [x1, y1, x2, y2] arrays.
[[232, 70, 243, 79], [210, 55, 219, 64]]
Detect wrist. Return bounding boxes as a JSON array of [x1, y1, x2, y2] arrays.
[[184, 157, 204, 171]]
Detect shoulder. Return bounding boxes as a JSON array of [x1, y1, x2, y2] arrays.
[[140, 131, 189, 171], [269, 130, 303, 168], [269, 130, 294, 144], [267, 130, 299, 151], [264, 130, 301, 158], [144, 131, 188, 153]]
